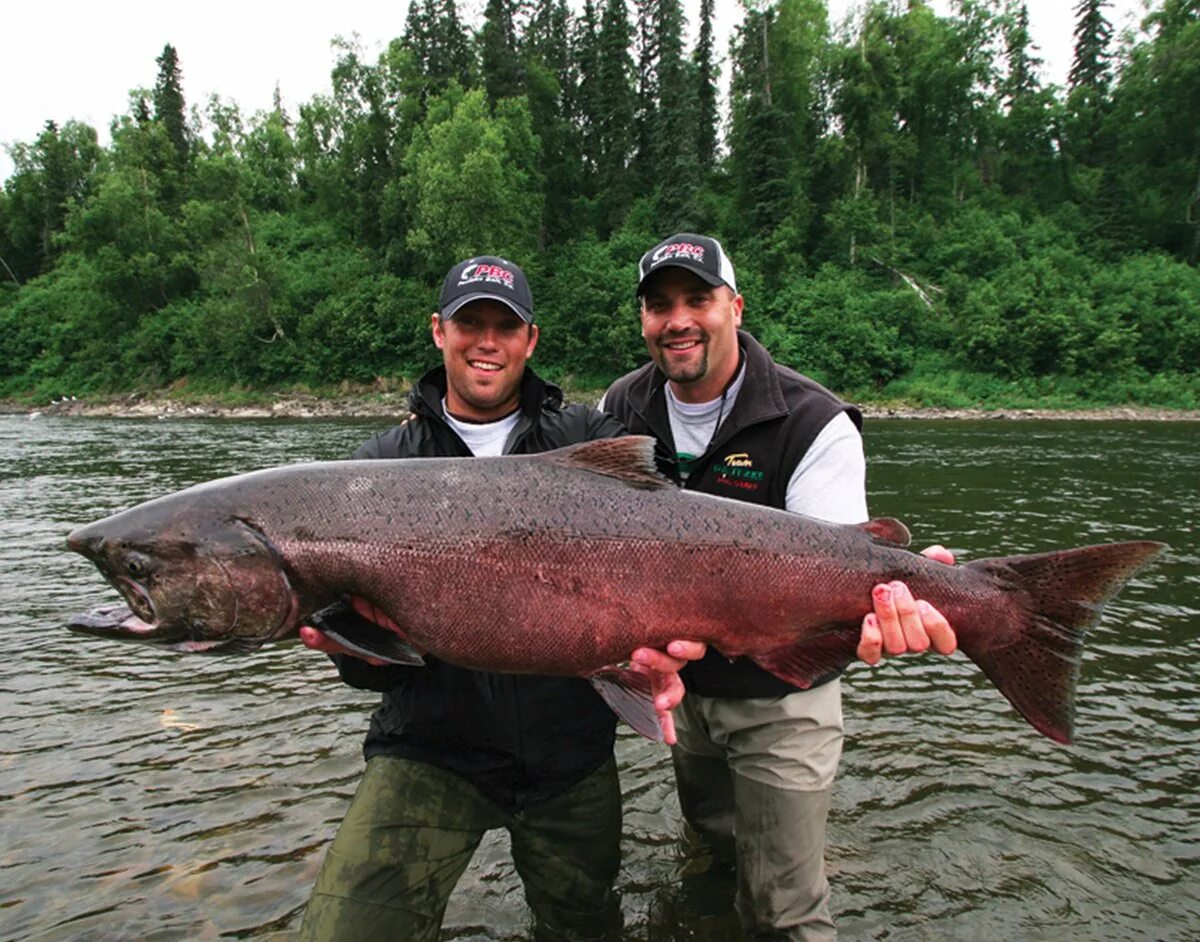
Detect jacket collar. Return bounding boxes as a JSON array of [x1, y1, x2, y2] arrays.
[[629, 330, 789, 447], [408, 364, 562, 427]]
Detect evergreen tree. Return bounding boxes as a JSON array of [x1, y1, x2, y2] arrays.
[[481, 0, 525, 106], [1069, 0, 1114, 92], [153, 44, 190, 167], [729, 5, 793, 239], [524, 0, 584, 243], [648, 0, 699, 227], [1003, 2, 1039, 103], [402, 0, 433, 77], [396, 0, 474, 126], [1064, 0, 1118, 224], [572, 0, 603, 190], [594, 0, 637, 233], [631, 0, 658, 189], [995, 1, 1059, 200], [430, 0, 475, 92], [693, 0, 719, 171]]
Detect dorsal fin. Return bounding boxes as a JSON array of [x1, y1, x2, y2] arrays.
[[854, 517, 911, 547], [550, 436, 672, 490]]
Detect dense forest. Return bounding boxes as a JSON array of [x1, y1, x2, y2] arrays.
[[1, 0, 1197, 408]]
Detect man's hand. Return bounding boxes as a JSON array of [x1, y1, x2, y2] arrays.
[[630, 640, 707, 745], [298, 625, 389, 666], [857, 545, 958, 665], [298, 598, 414, 666]]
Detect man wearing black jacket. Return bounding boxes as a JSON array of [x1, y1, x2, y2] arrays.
[[298, 255, 698, 942]]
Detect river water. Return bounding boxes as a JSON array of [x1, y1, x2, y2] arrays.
[[1, 414, 1196, 941]]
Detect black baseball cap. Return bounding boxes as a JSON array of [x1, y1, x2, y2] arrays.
[[636, 233, 738, 296], [439, 256, 534, 323]]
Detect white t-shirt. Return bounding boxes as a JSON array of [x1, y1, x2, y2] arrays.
[[662, 379, 868, 525], [599, 379, 869, 525], [442, 400, 521, 457]]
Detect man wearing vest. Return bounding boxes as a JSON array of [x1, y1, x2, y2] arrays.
[[297, 254, 699, 942], [602, 233, 959, 941]]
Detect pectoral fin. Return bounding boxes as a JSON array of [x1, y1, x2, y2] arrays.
[[310, 603, 426, 666], [749, 623, 862, 687], [589, 667, 664, 742]]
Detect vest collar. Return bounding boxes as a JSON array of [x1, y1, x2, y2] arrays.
[[632, 330, 789, 450]]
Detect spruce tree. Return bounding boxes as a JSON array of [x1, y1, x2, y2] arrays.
[[481, 0, 525, 106], [996, 1, 1057, 200], [525, 0, 584, 242], [595, 0, 637, 233], [431, 0, 474, 92], [694, 0, 719, 171], [153, 44, 190, 167], [649, 0, 699, 228], [1069, 0, 1114, 93], [572, 0, 603, 190]]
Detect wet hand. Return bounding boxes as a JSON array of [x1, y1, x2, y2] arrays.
[[857, 545, 958, 665], [630, 641, 707, 745]]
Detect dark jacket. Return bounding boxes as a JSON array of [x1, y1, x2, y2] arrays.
[[603, 330, 862, 698], [333, 365, 628, 810]]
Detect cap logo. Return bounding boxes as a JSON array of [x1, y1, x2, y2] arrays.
[[459, 263, 515, 290], [651, 242, 706, 267]]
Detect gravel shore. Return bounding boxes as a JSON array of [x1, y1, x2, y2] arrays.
[[6, 394, 1199, 422]]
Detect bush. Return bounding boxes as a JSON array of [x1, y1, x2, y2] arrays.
[[756, 264, 924, 394]]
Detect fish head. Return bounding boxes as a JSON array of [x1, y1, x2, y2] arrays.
[[66, 504, 300, 654]]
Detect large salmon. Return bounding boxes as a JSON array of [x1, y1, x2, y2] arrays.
[[66, 436, 1165, 743]]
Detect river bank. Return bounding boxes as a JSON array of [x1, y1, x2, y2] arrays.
[[6, 392, 1200, 422]]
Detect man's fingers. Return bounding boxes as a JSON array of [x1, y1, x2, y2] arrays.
[[299, 626, 335, 653], [651, 670, 685, 712], [657, 709, 677, 746], [890, 581, 931, 653], [921, 544, 955, 566], [632, 640, 706, 674], [918, 600, 957, 655], [632, 647, 685, 674], [857, 613, 882, 665], [666, 640, 707, 661], [871, 583, 908, 655], [298, 625, 386, 665]]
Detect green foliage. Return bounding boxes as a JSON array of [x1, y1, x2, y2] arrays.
[[1, 1, 1198, 410], [401, 89, 542, 277], [529, 235, 646, 382], [757, 264, 922, 393]]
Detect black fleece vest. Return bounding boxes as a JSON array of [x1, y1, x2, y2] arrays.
[[604, 332, 862, 698]]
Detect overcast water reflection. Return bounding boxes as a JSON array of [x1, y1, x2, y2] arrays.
[[0, 414, 1196, 940]]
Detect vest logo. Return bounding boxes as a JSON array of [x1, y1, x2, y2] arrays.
[[712, 451, 765, 492]]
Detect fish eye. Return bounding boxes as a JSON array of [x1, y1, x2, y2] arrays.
[[125, 553, 153, 578]]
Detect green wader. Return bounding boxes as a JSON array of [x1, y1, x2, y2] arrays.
[[300, 754, 622, 942]]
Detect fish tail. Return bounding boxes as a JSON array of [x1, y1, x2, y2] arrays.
[[960, 540, 1166, 744]]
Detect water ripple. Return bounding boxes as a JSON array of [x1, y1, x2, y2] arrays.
[[0, 416, 1196, 940]]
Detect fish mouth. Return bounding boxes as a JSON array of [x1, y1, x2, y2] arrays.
[[65, 601, 260, 654], [67, 602, 165, 640]]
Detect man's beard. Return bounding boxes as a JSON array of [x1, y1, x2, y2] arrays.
[[657, 340, 708, 385]]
